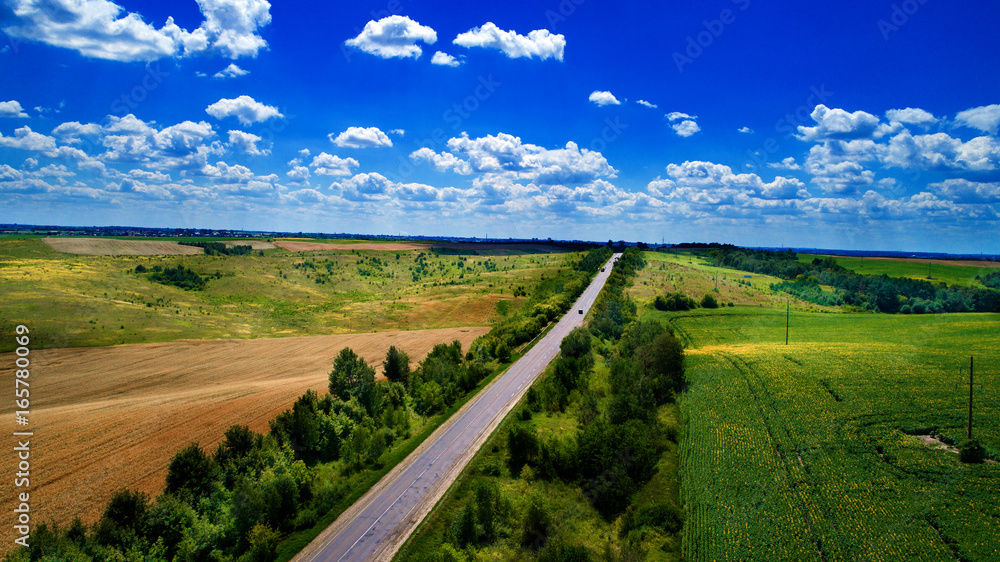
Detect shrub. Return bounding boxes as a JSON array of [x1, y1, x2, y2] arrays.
[[700, 294, 719, 309], [959, 439, 986, 464]]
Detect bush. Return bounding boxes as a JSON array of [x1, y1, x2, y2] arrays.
[[959, 439, 986, 464], [654, 292, 698, 312], [700, 294, 719, 309]]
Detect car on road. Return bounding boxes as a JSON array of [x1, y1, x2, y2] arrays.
[[578, 309, 583, 314]]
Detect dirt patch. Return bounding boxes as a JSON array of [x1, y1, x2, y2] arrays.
[[916, 435, 959, 454], [0, 327, 489, 542], [44, 237, 205, 256]]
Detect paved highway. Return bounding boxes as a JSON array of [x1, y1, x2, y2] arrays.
[[294, 254, 621, 562]]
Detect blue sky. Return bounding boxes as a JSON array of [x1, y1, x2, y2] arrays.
[[1, 0, 999, 252]]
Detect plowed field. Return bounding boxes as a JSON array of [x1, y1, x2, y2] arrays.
[[0, 327, 488, 541]]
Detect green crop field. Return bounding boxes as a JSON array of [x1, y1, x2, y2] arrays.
[[0, 237, 581, 351], [656, 307, 1000, 561], [797, 253, 1000, 288]]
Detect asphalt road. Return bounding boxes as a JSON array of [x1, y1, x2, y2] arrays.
[[294, 253, 621, 562]]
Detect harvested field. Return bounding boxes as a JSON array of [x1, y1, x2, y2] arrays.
[[0, 327, 488, 543], [274, 239, 567, 254], [44, 237, 205, 256], [274, 240, 432, 251]]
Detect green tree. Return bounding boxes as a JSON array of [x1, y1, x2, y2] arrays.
[[383, 346, 411, 384], [507, 423, 538, 476], [521, 494, 552, 549], [560, 326, 592, 359], [329, 347, 377, 416], [700, 294, 719, 309], [165, 443, 219, 503]]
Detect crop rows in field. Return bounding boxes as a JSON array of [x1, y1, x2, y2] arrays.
[[672, 310, 1000, 561]]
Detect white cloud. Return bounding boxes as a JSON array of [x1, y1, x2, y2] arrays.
[[883, 131, 1000, 171], [589, 91, 621, 107], [637, 100, 658, 109], [885, 107, 938, 127], [666, 112, 696, 122], [227, 130, 267, 155], [310, 152, 359, 176], [389, 129, 405, 137], [411, 132, 617, 186], [453, 22, 565, 61], [738, 126, 754, 134], [672, 120, 700, 138], [0, 164, 24, 181], [0, 100, 29, 118], [205, 96, 283, 126], [345, 15, 436, 59], [431, 51, 463, 67], [52, 121, 103, 143], [330, 126, 393, 149], [796, 105, 882, 142], [287, 166, 310, 182], [769, 157, 801, 170], [955, 104, 1000, 135], [2, 0, 271, 62], [0, 126, 58, 152], [930, 179, 1000, 204], [214, 63, 249, 79]]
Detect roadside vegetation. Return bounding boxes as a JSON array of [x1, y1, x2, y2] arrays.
[[2, 247, 612, 562], [399, 248, 688, 561]]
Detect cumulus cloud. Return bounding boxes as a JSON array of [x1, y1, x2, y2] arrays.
[[769, 157, 801, 170], [637, 100, 658, 109], [411, 132, 617, 186], [930, 179, 1000, 204], [330, 126, 393, 148], [885, 107, 938, 127], [310, 152, 359, 176], [2, 0, 271, 62], [227, 130, 267, 155], [345, 15, 436, 59], [0, 126, 58, 152], [431, 51, 462, 67], [453, 22, 565, 61], [955, 104, 1000, 135], [796, 105, 882, 142], [0, 164, 24, 181], [665, 112, 694, 122], [0, 100, 29, 118], [883, 131, 1000, 171], [205, 96, 283, 126], [214, 63, 249, 79], [738, 126, 754, 134], [672, 120, 700, 138], [589, 91, 621, 107], [52, 121, 103, 143]]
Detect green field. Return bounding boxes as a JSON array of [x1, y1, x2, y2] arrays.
[[0, 237, 579, 351], [798, 253, 1000, 287], [663, 308, 1000, 561]]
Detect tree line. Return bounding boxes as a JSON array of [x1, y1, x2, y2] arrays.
[[709, 248, 1000, 314]]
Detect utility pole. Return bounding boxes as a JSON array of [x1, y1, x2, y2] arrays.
[[968, 356, 974, 439], [785, 300, 790, 345]]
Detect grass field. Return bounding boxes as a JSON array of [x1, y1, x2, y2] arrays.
[[0, 327, 488, 546], [0, 237, 579, 351], [660, 308, 1000, 561], [797, 253, 1000, 287], [633, 251, 839, 312]]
